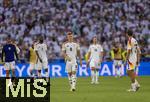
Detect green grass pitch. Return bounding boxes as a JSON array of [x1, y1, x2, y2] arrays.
[[50, 76, 150, 102]]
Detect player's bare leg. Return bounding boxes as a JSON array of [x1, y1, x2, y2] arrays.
[[68, 72, 72, 91], [37, 70, 41, 77], [91, 68, 95, 84], [6, 70, 9, 78], [6, 70, 11, 87], [118, 65, 122, 77], [11, 69, 16, 86], [71, 71, 77, 91], [95, 69, 99, 84], [7, 69, 15, 87], [45, 68, 50, 86], [127, 70, 140, 92], [37, 70, 43, 83], [115, 65, 118, 78], [29, 69, 34, 83]]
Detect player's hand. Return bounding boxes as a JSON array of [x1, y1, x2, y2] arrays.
[[65, 56, 71, 61], [16, 60, 21, 63], [1, 59, 3, 63], [39, 58, 42, 63], [0, 60, 4, 65]]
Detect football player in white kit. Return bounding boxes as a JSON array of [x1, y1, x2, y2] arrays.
[[126, 30, 141, 92], [62, 32, 82, 91], [35, 37, 50, 86], [87, 36, 103, 84]]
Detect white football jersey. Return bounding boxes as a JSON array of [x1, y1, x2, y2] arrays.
[[62, 42, 80, 63], [127, 37, 140, 63], [35, 43, 47, 62], [88, 44, 103, 61]]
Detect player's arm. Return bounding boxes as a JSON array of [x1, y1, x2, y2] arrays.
[[87, 51, 91, 62], [110, 48, 114, 60], [14, 46, 19, 61], [126, 41, 132, 62], [99, 46, 104, 63], [77, 48, 82, 66], [35, 51, 42, 62], [44, 44, 47, 51], [86, 45, 91, 67], [99, 51, 103, 63], [34, 45, 42, 62], [62, 43, 71, 61], [27, 49, 30, 62], [126, 49, 131, 62], [16, 46, 20, 54], [1, 47, 4, 62], [136, 46, 141, 66]]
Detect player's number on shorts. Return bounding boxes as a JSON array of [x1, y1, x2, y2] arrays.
[[70, 47, 72, 51], [95, 49, 97, 52]]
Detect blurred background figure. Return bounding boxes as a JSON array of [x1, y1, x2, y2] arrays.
[[110, 42, 123, 77], [0, 0, 149, 62]]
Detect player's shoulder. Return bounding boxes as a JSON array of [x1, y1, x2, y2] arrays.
[[97, 43, 102, 46], [89, 44, 94, 47], [29, 47, 33, 50], [42, 43, 47, 46], [62, 41, 68, 46], [63, 41, 68, 44], [34, 42, 39, 46], [131, 37, 137, 44], [8, 44, 16, 48], [73, 41, 80, 45]]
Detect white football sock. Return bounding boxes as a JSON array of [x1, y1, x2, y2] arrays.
[[91, 70, 95, 83], [119, 68, 122, 76], [131, 83, 136, 91], [72, 74, 77, 89], [45, 72, 49, 82], [135, 79, 140, 86], [95, 71, 99, 83], [38, 71, 41, 77], [68, 75, 72, 87], [115, 67, 118, 76]]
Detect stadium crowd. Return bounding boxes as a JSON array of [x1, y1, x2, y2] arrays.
[[0, 0, 149, 62]]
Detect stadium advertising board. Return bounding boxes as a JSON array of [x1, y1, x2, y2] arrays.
[[0, 62, 150, 77]]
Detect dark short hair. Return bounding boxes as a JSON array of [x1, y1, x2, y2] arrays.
[[127, 30, 133, 36], [67, 32, 72, 35]]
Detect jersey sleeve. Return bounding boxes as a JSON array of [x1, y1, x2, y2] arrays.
[[127, 40, 132, 50], [76, 43, 80, 50], [34, 44, 38, 51], [62, 43, 66, 52], [16, 46, 20, 53], [100, 45, 103, 52], [13, 45, 17, 51], [137, 46, 141, 54], [88, 45, 92, 53], [44, 44, 47, 51]]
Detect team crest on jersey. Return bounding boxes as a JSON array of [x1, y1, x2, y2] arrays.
[[95, 49, 97, 51], [8, 47, 11, 50]]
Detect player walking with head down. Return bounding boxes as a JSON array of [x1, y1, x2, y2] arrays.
[[87, 36, 103, 84], [126, 30, 141, 92], [34, 36, 50, 86], [62, 32, 82, 92]]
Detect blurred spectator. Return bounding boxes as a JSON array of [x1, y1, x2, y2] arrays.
[[0, 0, 149, 62]]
